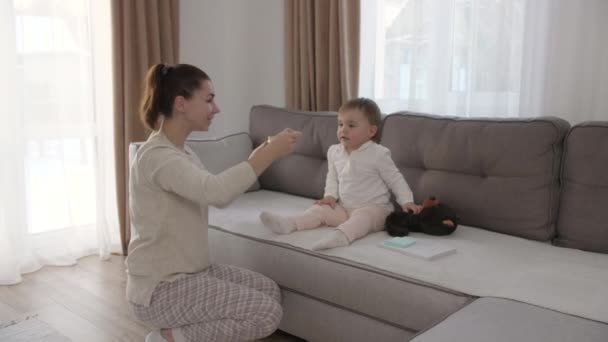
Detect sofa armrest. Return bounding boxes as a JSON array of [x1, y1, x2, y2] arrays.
[[128, 132, 260, 192]]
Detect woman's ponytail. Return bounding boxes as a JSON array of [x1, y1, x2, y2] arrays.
[[140, 64, 165, 130]]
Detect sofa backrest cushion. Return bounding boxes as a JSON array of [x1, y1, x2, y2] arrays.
[[380, 113, 570, 241], [249, 105, 338, 199], [555, 122, 608, 253]]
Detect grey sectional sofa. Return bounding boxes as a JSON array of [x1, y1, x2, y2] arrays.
[[130, 106, 608, 341]]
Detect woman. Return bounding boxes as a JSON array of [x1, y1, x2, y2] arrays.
[[126, 63, 300, 342]]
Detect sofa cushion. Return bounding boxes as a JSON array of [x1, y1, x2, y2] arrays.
[[249, 105, 338, 199], [555, 122, 608, 253], [208, 191, 471, 332], [410, 298, 608, 342], [186, 133, 260, 192], [209, 191, 608, 325], [380, 113, 570, 241], [278, 289, 415, 342]]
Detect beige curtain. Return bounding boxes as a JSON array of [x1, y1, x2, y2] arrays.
[[112, 0, 179, 255], [286, 0, 360, 111]]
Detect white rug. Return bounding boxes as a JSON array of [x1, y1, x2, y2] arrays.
[[0, 315, 71, 342]]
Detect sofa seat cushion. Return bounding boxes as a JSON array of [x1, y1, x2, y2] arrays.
[[209, 191, 608, 324], [209, 191, 471, 332], [410, 297, 608, 342]]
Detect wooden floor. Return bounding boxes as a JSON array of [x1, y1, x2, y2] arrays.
[[0, 255, 303, 342]]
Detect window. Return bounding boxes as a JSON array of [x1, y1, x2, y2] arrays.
[[1, 0, 117, 280], [12, 1, 100, 234], [360, 0, 526, 117]]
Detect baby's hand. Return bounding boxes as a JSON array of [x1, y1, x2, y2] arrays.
[[402, 202, 422, 214], [314, 196, 337, 209]]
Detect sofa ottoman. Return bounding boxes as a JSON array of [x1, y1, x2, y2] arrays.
[[410, 297, 608, 342]]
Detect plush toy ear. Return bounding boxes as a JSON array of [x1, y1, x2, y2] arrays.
[[420, 204, 459, 236], [422, 195, 439, 208]]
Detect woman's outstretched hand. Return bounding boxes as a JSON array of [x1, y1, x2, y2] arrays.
[[248, 128, 302, 176], [266, 128, 302, 158]]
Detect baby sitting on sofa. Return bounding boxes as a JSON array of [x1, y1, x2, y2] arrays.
[[259, 98, 421, 250]]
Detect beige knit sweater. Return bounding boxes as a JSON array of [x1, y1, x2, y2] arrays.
[[126, 131, 257, 305]]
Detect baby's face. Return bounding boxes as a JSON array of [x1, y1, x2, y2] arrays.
[[337, 109, 377, 152]]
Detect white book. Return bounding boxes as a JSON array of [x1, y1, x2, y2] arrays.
[[379, 238, 456, 261]]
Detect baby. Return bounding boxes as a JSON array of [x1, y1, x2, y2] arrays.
[[260, 98, 421, 250]]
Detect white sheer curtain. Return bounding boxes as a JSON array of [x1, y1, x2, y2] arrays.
[[519, 0, 608, 123], [360, 0, 608, 124], [0, 0, 119, 285]]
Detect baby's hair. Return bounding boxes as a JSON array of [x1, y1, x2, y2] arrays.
[[338, 97, 382, 142], [140, 63, 210, 130]]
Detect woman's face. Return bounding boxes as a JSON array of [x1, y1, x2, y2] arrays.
[[181, 80, 220, 131]]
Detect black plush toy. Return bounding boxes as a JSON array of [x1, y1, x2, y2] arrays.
[[386, 196, 459, 237]]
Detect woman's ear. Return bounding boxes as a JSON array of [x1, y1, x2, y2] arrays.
[[174, 95, 187, 114]]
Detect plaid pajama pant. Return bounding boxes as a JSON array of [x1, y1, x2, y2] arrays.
[[130, 264, 283, 342]]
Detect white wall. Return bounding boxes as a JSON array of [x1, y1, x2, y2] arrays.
[[180, 0, 285, 139]]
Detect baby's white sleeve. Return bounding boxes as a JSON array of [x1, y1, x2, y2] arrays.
[[377, 148, 414, 205], [324, 146, 339, 199]]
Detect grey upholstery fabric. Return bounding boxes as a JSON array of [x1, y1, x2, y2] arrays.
[[380, 113, 570, 241], [280, 289, 415, 342], [555, 122, 608, 253], [208, 226, 471, 333], [249, 105, 338, 199], [411, 297, 608, 342]]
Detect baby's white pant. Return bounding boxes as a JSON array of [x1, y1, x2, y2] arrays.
[[290, 204, 391, 242]]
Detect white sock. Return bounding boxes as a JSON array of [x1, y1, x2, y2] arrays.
[[260, 211, 296, 234], [311, 230, 350, 251], [172, 327, 187, 342], [145, 330, 165, 342]]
